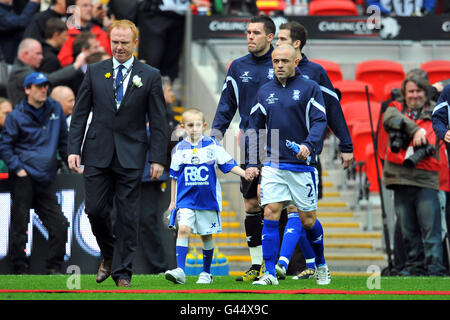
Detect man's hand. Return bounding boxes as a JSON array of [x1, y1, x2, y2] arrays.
[[412, 129, 427, 147], [168, 201, 176, 212], [340, 152, 354, 169], [296, 144, 310, 161], [444, 130, 450, 143], [150, 163, 164, 181], [245, 167, 259, 181], [17, 169, 27, 177], [73, 52, 87, 70], [68, 154, 83, 173]]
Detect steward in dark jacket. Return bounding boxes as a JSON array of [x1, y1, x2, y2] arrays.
[[0, 72, 69, 275], [0, 76, 68, 185]]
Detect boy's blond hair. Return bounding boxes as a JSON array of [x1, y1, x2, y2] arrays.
[[182, 107, 205, 123]]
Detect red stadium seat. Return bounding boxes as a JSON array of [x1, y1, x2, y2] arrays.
[[351, 122, 374, 164], [420, 60, 450, 85], [342, 100, 381, 137], [383, 80, 403, 101], [334, 80, 375, 106], [365, 143, 382, 192], [309, 0, 359, 15], [355, 60, 405, 102], [310, 59, 343, 85]]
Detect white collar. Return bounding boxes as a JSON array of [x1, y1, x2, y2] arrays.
[[112, 56, 134, 70]]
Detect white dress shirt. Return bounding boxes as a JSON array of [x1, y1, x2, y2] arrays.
[[112, 56, 134, 108]]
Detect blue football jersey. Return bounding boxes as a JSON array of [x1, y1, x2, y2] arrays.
[[169, 136, 238, 211]]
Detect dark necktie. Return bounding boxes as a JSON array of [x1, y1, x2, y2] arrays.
[[115, 64, 125, 104]]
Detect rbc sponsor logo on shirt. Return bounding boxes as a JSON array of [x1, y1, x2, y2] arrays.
[[184, 166, 210, 186]]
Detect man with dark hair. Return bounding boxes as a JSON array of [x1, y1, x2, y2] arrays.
[[274, 21, 353, 284], [212, 15, 276, 282], [382, 75, 447, 276], [39, 17, 68, 73], [72, 31, 102, 62], [69, 31, 103, 95], [0, 72, 70, 275], [23, 0, 67, 43]]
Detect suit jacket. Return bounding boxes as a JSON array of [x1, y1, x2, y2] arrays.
[[68, 57, 168, 170]]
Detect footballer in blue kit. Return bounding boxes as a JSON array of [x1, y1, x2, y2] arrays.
[[211, 16, 276, 282], [165, 108, 257, 285], [246, 44, 328, 285], [271, 21, 354, 284]]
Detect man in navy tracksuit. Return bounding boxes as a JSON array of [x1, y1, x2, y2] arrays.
[[247, 44, 328, 285], [0, 72, 69, 274], [432, 84, 450, 143], [211, 15, 276, 282], [273, 21, 354, 282]]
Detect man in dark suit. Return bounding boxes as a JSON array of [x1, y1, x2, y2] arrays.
[[67, 19, 168, 287]]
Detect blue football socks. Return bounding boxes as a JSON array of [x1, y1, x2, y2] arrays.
[[176, 238, 189, 271], [298, 226, 316, 270], [262, 219, 280, 277], [278, 212, 302, 269], [305, 219, 325, 266], [202, 239, 215, 274]]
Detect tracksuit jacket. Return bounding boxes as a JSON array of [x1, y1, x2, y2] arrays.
[[298, 54, 353, 154], [212, 45, 275, 157], [212, 49, 352, 161], [0, 98, 68, 186], [432, 84, 450, 140], [248, 69, 328, 170]]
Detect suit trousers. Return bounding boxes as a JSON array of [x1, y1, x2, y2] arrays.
[[9, 176, 69, 272], [83, 151, 143, 282]]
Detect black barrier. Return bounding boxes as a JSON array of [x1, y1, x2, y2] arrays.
[[192, 15, 450, 41], [0, 174, 175, 274]]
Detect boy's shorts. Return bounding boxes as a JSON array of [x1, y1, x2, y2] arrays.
[[178, 208, 222, 235], [259, 166, 318, 212]]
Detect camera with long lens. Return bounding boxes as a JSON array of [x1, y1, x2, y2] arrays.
[[387, 117, 411, 153], [403, 142, 436, 169]]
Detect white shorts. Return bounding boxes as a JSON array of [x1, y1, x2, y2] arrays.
[[177, 208, 222, 236], [260, 166, 318, 212]]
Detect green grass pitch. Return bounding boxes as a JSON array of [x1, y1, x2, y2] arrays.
[[1, 274, 450, 300]]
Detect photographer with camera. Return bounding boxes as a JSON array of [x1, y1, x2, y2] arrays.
[[382, 75, 447, 276]]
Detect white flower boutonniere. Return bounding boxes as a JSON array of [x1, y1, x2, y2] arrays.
[[132, 75, 143, 88]]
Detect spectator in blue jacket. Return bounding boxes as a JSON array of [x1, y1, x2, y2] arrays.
[[0, 72, 69, 274], [0, 0, 40, 64]]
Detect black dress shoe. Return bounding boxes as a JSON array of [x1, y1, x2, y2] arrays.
[[96, 259, 112, 283], [116, 279, 131, 287]]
